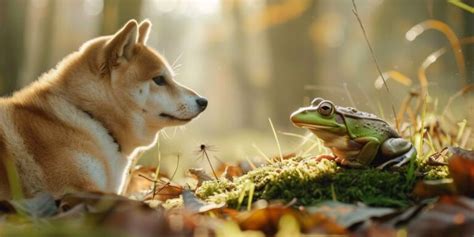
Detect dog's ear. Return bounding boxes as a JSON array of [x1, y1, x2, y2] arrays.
[[138, 20, 152, 45], [105, 19, 138, 63]]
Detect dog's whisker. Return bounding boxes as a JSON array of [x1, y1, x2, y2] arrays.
[[171, 52, 184, 69]]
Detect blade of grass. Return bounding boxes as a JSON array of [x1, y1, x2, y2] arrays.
[[269, 118, 283, 162], [418, 95, 428, 160], [3, 158, 24, 200], [243, 155, 257, 170], [456, 120, 467, 146], [252, 143, 273, 164], [406, 20, 466, 84], [247, 182, 255, 211], [236, 181, 249, 210], [279, 131, 321, 154], [460, 128, 471, 148], [330, 184, 337, 201], [426, 132, 437, 154]]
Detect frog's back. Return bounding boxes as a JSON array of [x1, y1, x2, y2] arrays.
[[339, 107, 400, 140]]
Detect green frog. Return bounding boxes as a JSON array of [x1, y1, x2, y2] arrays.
[[290, 98, 416, 168]]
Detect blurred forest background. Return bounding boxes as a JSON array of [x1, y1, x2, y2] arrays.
[[0, 0, 473, 175]]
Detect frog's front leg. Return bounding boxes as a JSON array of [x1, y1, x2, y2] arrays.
[[352, 137, 381, 167], [377, 138, 416, 169], [313, 154, 364, 168]]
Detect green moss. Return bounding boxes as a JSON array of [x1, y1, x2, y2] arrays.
[[417, 160, 450, 180], [196, 156, 449, 209]]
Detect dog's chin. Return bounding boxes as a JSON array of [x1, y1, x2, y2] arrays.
[[159, 113, 196, 123]]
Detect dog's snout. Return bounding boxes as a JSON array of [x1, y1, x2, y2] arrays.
[[196, 97, 208, 110]]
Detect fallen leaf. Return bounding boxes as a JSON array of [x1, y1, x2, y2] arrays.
[[407, 196, 474, 237], [182, 189, 225, 214], [215, 221, 265, 237], [382, 204, 427, 227], [188, 168, 213, 187], [118, 165, 184, 202], [125, 166, 157, 196], [448, 147, 474, 197], [353, 224, 398, 237], [100, 200, 174, 237], [275, 214, 301, 237], [56, 192, 198, 236], [144, 182, 183, 202], [237, 204, 346, 236], [237, 205, 292, 234], [307, 201, 396, 228], [413, 179, 456, 199], [220, 165, 244, 181]]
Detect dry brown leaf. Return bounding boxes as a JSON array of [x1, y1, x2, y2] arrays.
[[220, 165, 244, 181], [413, 179, 457, 199], [188, 168, 213, 187], [448, 147, 474, 197], [307, 201, 396, 228], [236, 205, 346, 236], [125, 166, 170, 196], [353, 224, 398, 237], [407, 196, 474, 237], [146, 185, 183, 202], [55, 192, 201, 236], [182, 189, 225, 214]]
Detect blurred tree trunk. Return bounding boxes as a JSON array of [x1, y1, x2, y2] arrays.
[[37, 0, 56, 80], [18, 0, 57, 87], [463, 10, 473, 84], [0, 0, 27, 94], [101, 0, 143, 34], [266, 0, 318, 127], [228, 1, 262, 129]]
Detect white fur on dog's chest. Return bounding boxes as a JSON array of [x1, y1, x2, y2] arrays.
[[76, 116, 128, 192], [50, 97, 128, 192]]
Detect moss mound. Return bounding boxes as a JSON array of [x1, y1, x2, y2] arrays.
[[196, 156, 446, 208]]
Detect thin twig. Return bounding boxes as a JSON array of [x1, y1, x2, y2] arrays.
[[138, 174, 155, 182], [154, 155, 182, 196], [153, 155, 181, 197], [351, 0, 400, 132], [203, 149, 219, 180]]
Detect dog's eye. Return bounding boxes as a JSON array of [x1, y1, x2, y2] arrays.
[[152, 75, 167, 86]]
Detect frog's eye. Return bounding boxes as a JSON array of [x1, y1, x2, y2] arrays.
[[318, 102, 334, 116], [311, 97, 324, 106]]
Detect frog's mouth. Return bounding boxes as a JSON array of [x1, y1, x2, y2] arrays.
[[294, 123, 332, 130], [291, 109, 333, 129]]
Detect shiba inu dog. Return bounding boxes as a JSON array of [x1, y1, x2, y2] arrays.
[[0, 19, 207, 199]]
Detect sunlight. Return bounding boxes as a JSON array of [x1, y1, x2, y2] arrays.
[[149, 0, 220, 16], [83, 0, 104, 16]]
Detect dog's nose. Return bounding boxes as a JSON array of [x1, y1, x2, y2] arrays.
[[196, 97, 208, 110]]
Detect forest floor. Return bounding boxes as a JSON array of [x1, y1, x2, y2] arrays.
[[0, 132, 472, 236]]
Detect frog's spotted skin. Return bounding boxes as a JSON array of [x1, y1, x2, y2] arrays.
[[290, 98, 416, 168]]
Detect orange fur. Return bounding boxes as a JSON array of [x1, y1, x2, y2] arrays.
[[0, 19, 207, 199]]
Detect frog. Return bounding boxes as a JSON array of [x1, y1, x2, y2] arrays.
[[290, 97, 416, 169]]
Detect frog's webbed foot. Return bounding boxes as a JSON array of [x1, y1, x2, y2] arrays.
[[376, 145, 417, 169], [313, 155, 364, 168], [337, 158, 364, 168], [313, 154, 337, 162]]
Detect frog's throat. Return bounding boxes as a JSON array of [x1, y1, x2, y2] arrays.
[[294, 122, 347, 134]]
